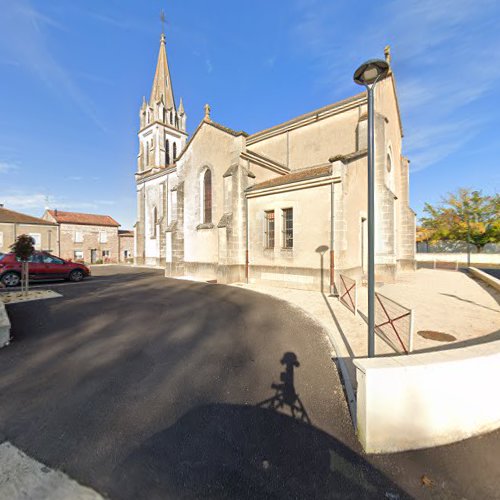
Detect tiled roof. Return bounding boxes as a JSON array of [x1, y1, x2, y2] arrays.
[[247, 164, 332, 192], [118, 230, 134, 237], [0, 207, 57, 225], [47, 210, 120, 227]]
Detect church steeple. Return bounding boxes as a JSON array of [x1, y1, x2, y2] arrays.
[[150, 32, 176, 111], [137, 16, 188, 173]]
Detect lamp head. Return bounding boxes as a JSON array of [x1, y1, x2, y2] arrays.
[[353, 59, 389, 87]]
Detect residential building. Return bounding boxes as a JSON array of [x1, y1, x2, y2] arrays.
[[118, 230, 134, 262], [43, 210, 120, 263], [0, 206, 58, 253], [135, 31, 415, 290]]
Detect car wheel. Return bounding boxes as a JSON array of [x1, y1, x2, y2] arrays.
[[69, 269, 85, 282], [1, 272, 21, 287]]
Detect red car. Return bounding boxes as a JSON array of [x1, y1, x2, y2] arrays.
[[0, 251, 90, 287]]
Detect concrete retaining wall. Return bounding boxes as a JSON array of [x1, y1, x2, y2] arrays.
[[469, 267, 500, 292], [0, 302, 10, 348], [354, 340, 500, 453]]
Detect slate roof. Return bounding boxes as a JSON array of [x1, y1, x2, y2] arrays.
[[247, 164, 332, 191], [46, 210, 120, 227], [0, 207, 57, 225]]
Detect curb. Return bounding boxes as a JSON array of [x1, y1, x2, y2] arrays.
[[0, 302, 10, 348], [469, 267, 500, 292]]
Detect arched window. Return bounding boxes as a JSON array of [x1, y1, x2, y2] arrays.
[[165, 139, 170, 165], [173, 142, 177, 161], [203, 169, 212, 224]]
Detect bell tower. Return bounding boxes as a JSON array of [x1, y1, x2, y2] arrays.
[[137, 18, 187, 172]]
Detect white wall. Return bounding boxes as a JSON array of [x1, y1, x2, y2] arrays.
[[417, 253, 500, 266], [354, 340, 500, 453]]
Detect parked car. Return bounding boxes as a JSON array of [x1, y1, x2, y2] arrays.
[[0, 251, 91, 287]]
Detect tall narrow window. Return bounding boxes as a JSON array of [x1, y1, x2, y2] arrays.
[[282, 208, 293, 249], [170, 111, 173, 125], [151, 206, 158, 238], [203, 169, 212, 224], [145, 142, 149, 165], [264, 210, 275, 249], [165, 139, 170, 165], [173, 142, 177, 160]]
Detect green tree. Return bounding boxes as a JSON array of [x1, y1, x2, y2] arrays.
[[420, 188, 500, 252], [10, 234, 35, 294]]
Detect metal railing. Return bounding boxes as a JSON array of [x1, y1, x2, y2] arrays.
[[338, 274, 357, 315], [374, 292, 414, 354]]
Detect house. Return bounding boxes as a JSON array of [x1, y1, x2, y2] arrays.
[[43, 210, 120, 263], [0, 205, 58, 253], [118, 230, 134, 263], [134, 31, 415, 290]]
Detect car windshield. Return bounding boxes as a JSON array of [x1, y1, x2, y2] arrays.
[[0, 253, 5, 261]]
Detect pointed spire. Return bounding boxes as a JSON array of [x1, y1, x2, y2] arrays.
[[149, 31, 175, 111], [178, 97, 185, 115]]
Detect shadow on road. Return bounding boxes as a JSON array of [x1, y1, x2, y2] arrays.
[[257, 352, 311, 425], [116, 356, 406, 499]]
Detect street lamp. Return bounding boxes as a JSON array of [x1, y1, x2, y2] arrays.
[[353, 59, 389, 358]]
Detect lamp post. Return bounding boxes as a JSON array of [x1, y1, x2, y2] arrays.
[[353, 59, 389, 358]]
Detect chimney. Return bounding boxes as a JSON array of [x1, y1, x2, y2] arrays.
[[55, 208, 58, 217]]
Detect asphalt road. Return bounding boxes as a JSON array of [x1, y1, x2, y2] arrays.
[[0, 266, 499, 499], [480, 268, 500, 280]]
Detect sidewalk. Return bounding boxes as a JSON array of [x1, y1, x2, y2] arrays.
[[234, 268, 500, 393]]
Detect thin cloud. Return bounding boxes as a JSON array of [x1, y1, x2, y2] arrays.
[[292, 0, 500, 172], [1, 192, 116, 213], [0, 0, 107, 132], [0, 162, 19, 174]]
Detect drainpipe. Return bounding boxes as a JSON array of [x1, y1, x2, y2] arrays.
[[245, 195, 249, 283], [330, 181, 336, 296]]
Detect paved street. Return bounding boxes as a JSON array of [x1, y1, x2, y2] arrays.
[[480, 267, 500, 280], [0, 266, 499, 499]]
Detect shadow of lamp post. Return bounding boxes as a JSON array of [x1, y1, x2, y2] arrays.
[[316, 245, 329, 293], [353, 59, 389, 358]]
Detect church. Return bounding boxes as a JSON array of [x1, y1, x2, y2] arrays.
[[134, 30, 415, 291]]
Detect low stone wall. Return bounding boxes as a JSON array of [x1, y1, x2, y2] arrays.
[[248, 264, 328, 292], [468, 267, 500, 292], [416, 253, 500, 266], [0, 302, 11, 348], [354, 340, 500, 453]]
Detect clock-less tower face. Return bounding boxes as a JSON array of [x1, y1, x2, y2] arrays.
[[137, 32, 187, 173]]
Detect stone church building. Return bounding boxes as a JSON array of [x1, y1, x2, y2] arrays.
[[134, 32, 415, 290]]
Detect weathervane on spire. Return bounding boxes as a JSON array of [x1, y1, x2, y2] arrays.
[[160, 9, 166, 34]]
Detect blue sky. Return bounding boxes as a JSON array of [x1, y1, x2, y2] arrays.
[[0, 0, 499, 229]]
